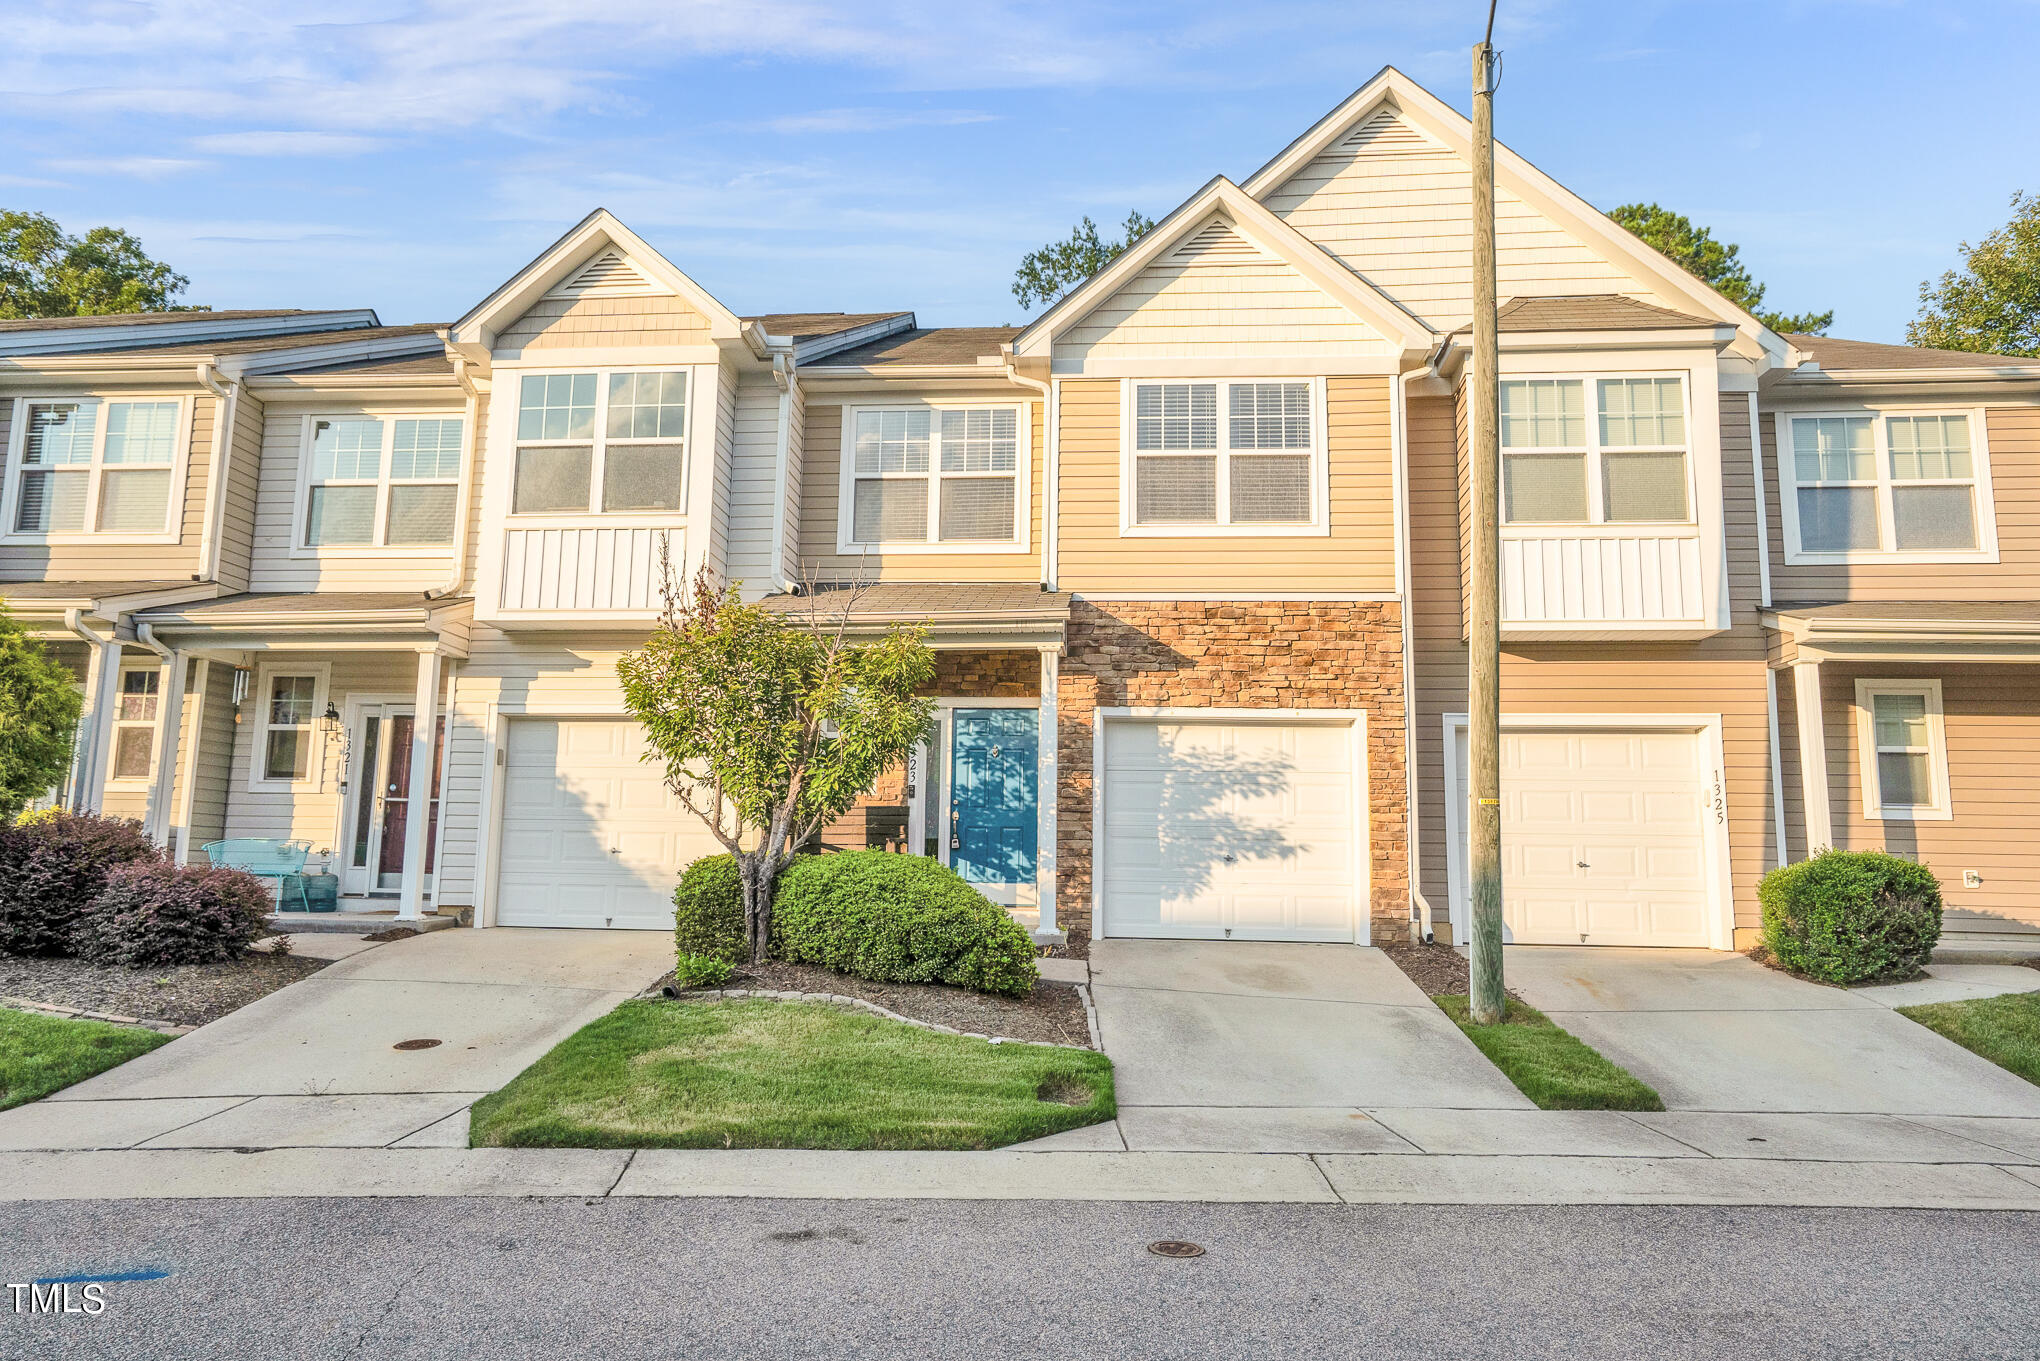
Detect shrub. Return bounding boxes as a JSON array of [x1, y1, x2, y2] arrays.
[[674, 952, 734, 988], [0, 811, 161, 956], [673, 853, 746, 967], [1759, 849, 1943, 984], [72, 862, 272, 967], [772, 851, 1038, 997]]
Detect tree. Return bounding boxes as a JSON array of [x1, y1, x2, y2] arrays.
[[617, 560, 936, 962], [0, 210, 199, 319], [1608, 203, 1832, 335], [1909, 191, 2040, 357], [1011, 210, 1156, 310], [0, 605, 84, 820]]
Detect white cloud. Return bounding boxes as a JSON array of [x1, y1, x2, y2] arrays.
[[758, 107, 999, 134], [191, 130, 384, 156], [39, 155, 206, 179]]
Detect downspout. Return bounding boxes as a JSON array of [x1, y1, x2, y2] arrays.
[[1399, 351, 1445, 944], [1003, 364, 1054, 590], [195, 362, 239, 585], [427, 354, 482, 600]]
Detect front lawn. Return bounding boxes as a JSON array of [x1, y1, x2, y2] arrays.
[[1899, 992, 2040, 1085], [0, 1008, 171, 1110], [469, 998, 1116, 1151], [1436, 996, 1664, 1111]]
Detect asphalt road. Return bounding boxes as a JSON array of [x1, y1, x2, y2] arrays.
[[1, 1198, 2035, 1360]]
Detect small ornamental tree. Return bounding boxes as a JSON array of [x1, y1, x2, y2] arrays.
[[0, 604, 84, 820], [618, 561, 935, 963]]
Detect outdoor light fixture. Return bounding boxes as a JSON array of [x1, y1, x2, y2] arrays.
[[320, 700, 351, 785]]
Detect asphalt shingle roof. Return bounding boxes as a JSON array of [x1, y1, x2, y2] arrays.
[[1787, 333, 2039, 371], [807, 327, 1019, 369]]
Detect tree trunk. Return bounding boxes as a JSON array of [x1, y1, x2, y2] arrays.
[[739, 855, 772, 964]]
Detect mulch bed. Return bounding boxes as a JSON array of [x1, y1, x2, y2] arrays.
[[664, 959, 1094, 1049], [1378, 942, 1472, 998], [0, 948, 327, 1028]]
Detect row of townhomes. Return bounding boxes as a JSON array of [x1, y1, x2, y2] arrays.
[[6, 68, 2038, 955]]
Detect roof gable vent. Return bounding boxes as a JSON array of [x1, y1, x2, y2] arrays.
[[1167, 220, 1262, 265], [1334, 107, 1437, 158], [546, 249, 658, 299]]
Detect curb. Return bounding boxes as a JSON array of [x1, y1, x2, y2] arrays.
[[1, 996, 196, 1036]]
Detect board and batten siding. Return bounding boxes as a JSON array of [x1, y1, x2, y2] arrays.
[[1056, 218, 1396, 365], [795, 395, 1044, 583], [1408, 390, 1777, 940], [1260, 110, 1664, 333], [494, 292, 711, 356], [247, 399, 466, 593], [0, 386, 216, 582], [1763, 403, 2040, 602], [1053, 376, 1395, 594]]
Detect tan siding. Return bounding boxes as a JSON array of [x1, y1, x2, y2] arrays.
[[496, 293, 710, 354], [213, 388, 267, 591], [181, 659, 237, 853], [1764, 404, 2040, 602], [795, 395, 1044, 583], [1054, 376, 1395, 594]]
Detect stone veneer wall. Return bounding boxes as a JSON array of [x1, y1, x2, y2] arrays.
[[1054, 600, 1408, 943]]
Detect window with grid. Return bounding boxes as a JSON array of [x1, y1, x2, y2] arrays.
[[10, 398, 181, 537], [108, 667, 160, 782], [260, 674, 318, 783], [1857, 681, 1948, 819], [1499, 375, 1690, 525], [845, 405, 1021, 545], [1786, 411, 1984, 556], [302, 415, 463, 547], [512, 371, 687, 515], [1129, 381, 1316, 528]]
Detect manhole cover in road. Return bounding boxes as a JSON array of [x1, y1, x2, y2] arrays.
[[392, 1038, 443, 1051], [1147, 1241, 1205, 1259]]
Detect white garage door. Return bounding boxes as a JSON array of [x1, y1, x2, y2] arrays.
[[1100, 717, 1361, 942], [1454, 726, 1713, 947], [496, 718, 717, 929]]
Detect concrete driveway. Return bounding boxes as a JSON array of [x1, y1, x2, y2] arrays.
[[1052, 940, 1531, 1154], [0, 928, 670, 1152], [1506, 947, 2040, 1118]]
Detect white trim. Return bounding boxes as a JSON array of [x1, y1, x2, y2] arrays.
[[1747, 392, 1772, 608], [938, 699, 1047, 910], [0, 309, 379, 359], [247, 661, 332, 793], [489, 345, 725, 369], [1765, 668, 1788, 868], [1497, 370, 1698, 530], [1853, 678, 1953, 822], [832, 398, 1033, 554], [1440, 711, 1734, 951], [1791, 661, 1832, 852], [1055, 357, 1401, 379], [475, 703, 505, 928], [0, 393, 195, 546], [104, 662, 164, 786], [1043, 378, 1061, 591], [289, 409, 466, 555], [173, 657, 209, 866], [1117, 376, 1332, 537], [1072, 591, 1399, 603], [1090, 706, 1371, 945], [1774, 406, 1999, 565], [504, 365, 695, 520]]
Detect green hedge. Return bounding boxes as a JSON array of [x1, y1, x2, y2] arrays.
[[772, 851, 1038, 997], [673, 853, 746, 982], [1759, 849, 1942, 984]]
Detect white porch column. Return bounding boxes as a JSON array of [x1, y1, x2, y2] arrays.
[[72, 637, 124, 814], [144, 649, 190, 850], [173, 658, 211, 866], [396, 648, 442, 921], [1035, 644, 1060, 940], [1791, 660, 1832, 854]]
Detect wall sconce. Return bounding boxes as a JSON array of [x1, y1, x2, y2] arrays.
[[320, 701, 351, 786]]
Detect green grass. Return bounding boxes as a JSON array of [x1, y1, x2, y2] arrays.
[[469, 998, 1116, 1151], [1437, 995, 1664, 1111], [1899, 991, 2040, 1085], [0, 1008, 171, 1110]]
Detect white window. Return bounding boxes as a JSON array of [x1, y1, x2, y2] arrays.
[[1854, 679, 1951, 820], [512, 371, 688, 516], [837, 403, 1029, 550], [108, 666, 161, 784], [3, 396, 187, 542], [251, 667, 328, 789], [299, 415, 463, 549], [1121, 380, 1326, 534], [1500, 375, 1691, 525], [1780, 409, 1995, 562]]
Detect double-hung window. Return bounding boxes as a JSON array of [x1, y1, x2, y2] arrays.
[[1125, 380, 1322, 531], [512, 371, 688, 516], [1500, 375, 1691, 525], [108, 667, 161, 783], [253, 668, 326, 788], [839, 404, 1026, 548], [1854, 679, 1950, 820], [7, 397, 184, 539], [1782, 410, 1993, 560], [301, 415, 463, 548]]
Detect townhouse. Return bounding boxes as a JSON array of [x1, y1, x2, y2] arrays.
[[5, 67, 2036, 955]]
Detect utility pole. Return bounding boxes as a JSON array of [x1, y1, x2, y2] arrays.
[[1467, 14, 1506, 1024]]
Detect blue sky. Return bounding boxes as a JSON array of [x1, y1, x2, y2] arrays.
[[2, 1, 2033, 341]]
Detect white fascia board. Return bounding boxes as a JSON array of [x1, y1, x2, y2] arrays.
[[1495, 325, 1740, 353], [0, 310, 380, 358]]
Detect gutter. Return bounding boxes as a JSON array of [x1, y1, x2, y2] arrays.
[[428, 355, 484, 601], [1002, 362, 1055, 590], [195, 362, 239, 585]]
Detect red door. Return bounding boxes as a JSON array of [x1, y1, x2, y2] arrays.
[[378, 714, 446, 879]]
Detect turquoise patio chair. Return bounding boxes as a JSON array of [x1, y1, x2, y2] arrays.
[[203, 839, 312, 911]]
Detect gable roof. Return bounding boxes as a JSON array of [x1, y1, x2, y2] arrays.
[[1241, 67, 1789, 365], [1010, 175, 1434, 361], [449, 209, 745, 360], [1445, 294, 1724, 336], [0, 308, 327, 334], [1786, 333, 2040, 373]]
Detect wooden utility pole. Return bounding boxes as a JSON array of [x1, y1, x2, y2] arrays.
[[1467, 22, 1506, 1024]]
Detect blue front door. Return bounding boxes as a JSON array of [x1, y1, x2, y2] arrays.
[[949, 708, 1038, 886]]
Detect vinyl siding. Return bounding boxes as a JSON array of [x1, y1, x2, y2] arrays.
[[1763, 403, 2040, 602], [721, 369, 783, 597], [780, 378, 806, 585], [1053, 376, 1395, 594], [495, 293, 710, 355], [214, 387, 267, 592], [795, 395, 1044, 583], [181, 659, 237, 854], [706, 357, 738, 586]]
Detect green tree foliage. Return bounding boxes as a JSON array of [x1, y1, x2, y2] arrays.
[[617, 562, 935, 962], [1909, 191, 2040, 357], [0, 210, 199, 319], [1011, 210, 1156, 310], [1608, 202, 1832, 335], [0, 607, 83, 820]]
